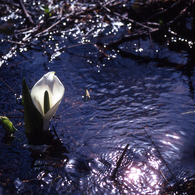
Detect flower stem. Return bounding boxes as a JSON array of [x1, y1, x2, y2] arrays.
[[44, 90, 50, 114]]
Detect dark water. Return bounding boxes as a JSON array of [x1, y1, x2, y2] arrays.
[[1, 43, 195, 194], [0, 0, 195, 193]]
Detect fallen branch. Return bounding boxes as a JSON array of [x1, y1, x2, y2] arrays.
[[4, 39, 28, 45], [18, 0, 34, 25], [102, 2, 159, 32], [147, 0, 180, 21], [114, 11, 159, 32], [104, 30, 149, 49], [166, 6, 188, 27]]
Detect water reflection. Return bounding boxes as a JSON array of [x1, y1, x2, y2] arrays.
[[55, 55, 195, 193], [1, 41, 195, 194], [80, 144, 163, 194]]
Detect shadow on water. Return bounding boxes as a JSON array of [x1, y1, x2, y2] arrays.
[[1, 0, 195, 194]]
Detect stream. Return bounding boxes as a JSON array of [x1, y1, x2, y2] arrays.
[[1, 42, 195, 194], [1, 0, 195, 194]]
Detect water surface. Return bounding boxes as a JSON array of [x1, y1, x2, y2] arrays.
[[1, 44, 195, 194]]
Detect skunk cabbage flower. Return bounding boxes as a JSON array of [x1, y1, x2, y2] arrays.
[[31, 72, 65, 130]]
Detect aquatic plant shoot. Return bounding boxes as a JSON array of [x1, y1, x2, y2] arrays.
[[22, 72, 65, 144]]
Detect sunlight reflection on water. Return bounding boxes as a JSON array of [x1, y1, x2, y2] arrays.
[[82, 144, 163, 194], [1, 36, 195, 194]]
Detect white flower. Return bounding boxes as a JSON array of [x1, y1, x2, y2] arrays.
[[31, 72, 65, 130]]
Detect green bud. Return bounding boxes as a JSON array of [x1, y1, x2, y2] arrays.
[[0, 116, 17, 135]]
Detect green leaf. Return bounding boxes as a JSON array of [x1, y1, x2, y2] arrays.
[[159, 20, 164, 27], [0, 116, 17, 135], [44, 90, 50, 115], [22, 78, 43, 145], [44, 7, 50, 14]]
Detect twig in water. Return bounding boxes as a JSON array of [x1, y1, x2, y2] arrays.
[[4, 39, 28, 45], [147, 0, 179, 21], [166, 6, 188, 27], [0, 77, 15, 94], [18, 0, 34, 25], [144, 128, 178, 184], [111, 143, 129, 180]]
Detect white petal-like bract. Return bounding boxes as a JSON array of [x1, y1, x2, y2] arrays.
[[31, 72, 65, 130]]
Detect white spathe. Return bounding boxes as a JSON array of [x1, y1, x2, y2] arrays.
[[31, 72, 65, 130]]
